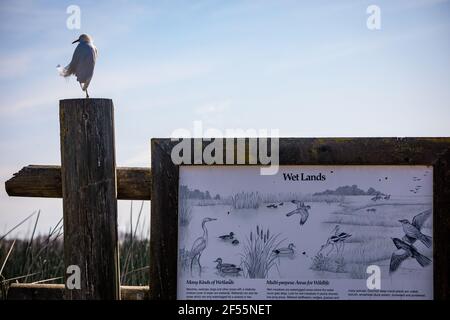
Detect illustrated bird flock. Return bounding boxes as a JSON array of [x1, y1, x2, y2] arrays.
[[370, 193, 391, 201], [389, 210, 432, 273], [185, 182, 431, 279], [389, 238, 431, 273]]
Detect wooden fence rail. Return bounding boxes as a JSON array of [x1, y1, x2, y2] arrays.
[[3, 98, 152, 300], [5, 165, 151, 200]]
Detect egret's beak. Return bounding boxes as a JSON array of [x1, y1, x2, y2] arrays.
[[72, 39, 80, 44]]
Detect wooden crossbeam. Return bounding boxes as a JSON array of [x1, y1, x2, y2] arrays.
[[5, 165, 151, 200], [7, 283, 149, 300]]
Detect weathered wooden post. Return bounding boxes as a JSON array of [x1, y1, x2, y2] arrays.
[[59, 99, 120, 300]]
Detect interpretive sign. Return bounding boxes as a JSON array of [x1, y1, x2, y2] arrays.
[[177, 165, 433, 300], [149, 138, 450, 300]]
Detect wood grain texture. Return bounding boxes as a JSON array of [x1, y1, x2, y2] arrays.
[[60, 98, 120, 300], [116, 167, 151, 200], [6, 284, 149, 300], [149, 137, 450, 300], [5, 165, 151, 200], [150, 139, 179, 300], [434, 147, 450, 300]]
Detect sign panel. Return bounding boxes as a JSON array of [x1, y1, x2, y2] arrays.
[[177, 165, 433, 300]]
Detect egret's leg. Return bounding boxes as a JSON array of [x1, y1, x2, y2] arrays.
[[86, 89, 89, 99]]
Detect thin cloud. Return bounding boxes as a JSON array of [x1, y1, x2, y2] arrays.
[[0, 54, 31, 79]]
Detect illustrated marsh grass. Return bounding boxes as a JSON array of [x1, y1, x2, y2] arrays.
[[231, 191, 262, 209], [311, 253, 345, 273], [179, 197, 193, 227], [241, 225, 284, 279], [228, 192, 344, 210]]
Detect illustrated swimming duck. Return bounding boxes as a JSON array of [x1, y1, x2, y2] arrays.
[[272, 243, 295, 255], [220, 266, 243, 275], [214, 258, 237, 270], [218, 232, 234, 241]]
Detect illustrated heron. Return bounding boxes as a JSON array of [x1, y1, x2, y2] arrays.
[[58, 34, 97, 98], [190, 217, 217, 273]]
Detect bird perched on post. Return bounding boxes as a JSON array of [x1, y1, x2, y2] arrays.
[[58, 34, 98, 98], [398, 210, 432, 248]]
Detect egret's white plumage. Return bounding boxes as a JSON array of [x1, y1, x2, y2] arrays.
[[59, 34, 97, 98]]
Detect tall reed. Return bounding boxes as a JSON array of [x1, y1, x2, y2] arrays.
[[241, 225, 283, 279]]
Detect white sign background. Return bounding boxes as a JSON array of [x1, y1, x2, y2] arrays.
[[177, 165, 433, 300]]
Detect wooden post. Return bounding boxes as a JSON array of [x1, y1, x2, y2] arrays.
[[59, 99, 120, 300]]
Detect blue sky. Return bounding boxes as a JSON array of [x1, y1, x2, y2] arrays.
[[1, 0, 449, 235]]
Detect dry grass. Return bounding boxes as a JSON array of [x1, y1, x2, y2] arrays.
[[0, 201, 150, 299]]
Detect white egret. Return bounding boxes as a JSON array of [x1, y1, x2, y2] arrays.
[[59, 34, 97, 98]]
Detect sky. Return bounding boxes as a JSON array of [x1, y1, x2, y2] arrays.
[[0, 0, 449, 236]]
